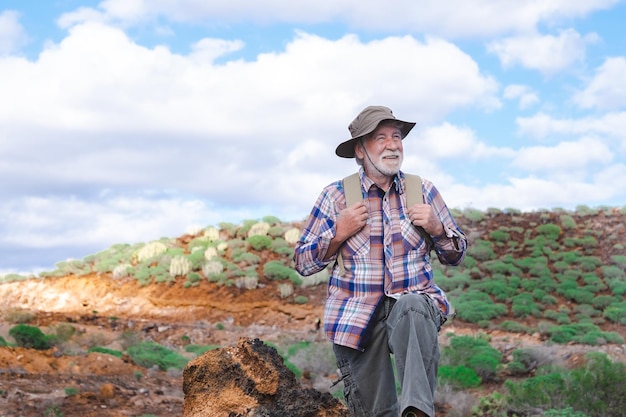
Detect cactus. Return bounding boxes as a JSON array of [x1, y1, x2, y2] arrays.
[[136, 241, 168, 262], [248, 222, 270, 237], [202, 261, 224, 277], [112, 264, 132, 279], [170, 256, 191, 277], [278, 282, 294, 298], [204, 247, 219, 260], [284, 228, 301, 244], [204, 226, 220, 242]]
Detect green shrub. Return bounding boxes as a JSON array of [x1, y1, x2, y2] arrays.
[[482, 260, 521, 276], [536, 223, 562, 239], [547, 323, 622, 345], [267, 225, 285, 238], [248, 235, 273, 251], [232, 251, 261, 265], [559, 215, 577, 230], [64, 387, 80, 397], [563, 288, 595, 304], [470, 391, 508, 417], [262, 215, 282, 225], [601, 265, 625, 280], [467, 240, 495, 261], [438, 365, 481, 389], [506, 348, 539, 376], [603, 301, 626, 325], [9, 324, 51, 350], [608, 279, 626, 296], [434, 271, 471, 292], [511, 293, 542, 318], [88, 346, 123, 358], [0, 336, 8, 347], [442, 335, 502, 382], [506, 371, 567, 411], [474, 276, 517, 301], [611, 255, 626, 269], [592, 295, 617, 310], [489, 230, 510, 243], [236, 219, 258, 238], [566, 352, 626, 416], [127, 341, 189, 370], [499, 321, 531, 333], [462, 208, 485, 222], [453, 291, 507, 323], [578, 256, 602, 272], [508, 352, 626, 417], [294, 295, 308, 304], [544, 310, 571, 324], [263, 260, 299, 282]]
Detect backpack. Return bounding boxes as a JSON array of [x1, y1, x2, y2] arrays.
[[336, 172, 432, 276]]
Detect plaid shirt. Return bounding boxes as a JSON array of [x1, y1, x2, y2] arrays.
[[294, 169, 467, 351]]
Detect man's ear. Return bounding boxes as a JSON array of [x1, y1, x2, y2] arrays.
[[354, 140, 365, 160]]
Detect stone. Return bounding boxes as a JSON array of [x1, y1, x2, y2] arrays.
[[183, 337, 351, 417]]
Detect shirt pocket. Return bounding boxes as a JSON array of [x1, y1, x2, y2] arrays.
[[401, 218, 425, 253], [342, 225, 370, 259]]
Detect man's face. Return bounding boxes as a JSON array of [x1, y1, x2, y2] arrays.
[[356, 124, 404, 177]]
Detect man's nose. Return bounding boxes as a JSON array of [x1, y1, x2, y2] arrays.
[[385, 137, 401, 149]]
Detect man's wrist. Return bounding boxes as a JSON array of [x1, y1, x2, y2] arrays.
[[431, 223, 447, 242]]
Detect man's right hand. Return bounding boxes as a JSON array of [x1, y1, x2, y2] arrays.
[[335, 202, 368, 242], [322, 202, 368, 261]]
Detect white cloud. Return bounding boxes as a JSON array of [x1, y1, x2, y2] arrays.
[[0, 23, 498, 198], [416, 123, 515, 160], [57, 6, 109, 28], [59, 0, 620, 38], [487, 29, 599, 75], [573, 57, 626, 110], [0, 193, 255, 249], [511, 136, 613, 173], [517, 112, 626, 150], [0, 10, 27, 54], [445, 168, 626, 212], [503, 84, 540, 109]]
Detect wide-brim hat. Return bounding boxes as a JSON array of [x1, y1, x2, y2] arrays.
[[335, 105, 416, 158]]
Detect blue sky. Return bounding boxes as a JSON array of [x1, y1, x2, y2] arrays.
[[1, 0, 625, 274]]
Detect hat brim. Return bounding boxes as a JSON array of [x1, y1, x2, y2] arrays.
[[335, 120, 416, 158]]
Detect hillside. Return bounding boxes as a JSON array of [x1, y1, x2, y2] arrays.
[[0, 207, 625, 416]]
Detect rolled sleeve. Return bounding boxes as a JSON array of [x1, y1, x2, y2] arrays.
[[294, 183, 343, 276]]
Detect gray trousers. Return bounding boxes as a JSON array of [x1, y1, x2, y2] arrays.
[[333, 294, 441, 417]]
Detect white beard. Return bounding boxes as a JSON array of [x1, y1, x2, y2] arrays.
[[365, 151, 403, 177]]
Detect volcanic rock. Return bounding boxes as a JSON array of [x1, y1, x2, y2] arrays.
[[183, 337, 351, 417]]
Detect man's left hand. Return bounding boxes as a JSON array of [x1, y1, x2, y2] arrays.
[[406, 204, 444, 237]]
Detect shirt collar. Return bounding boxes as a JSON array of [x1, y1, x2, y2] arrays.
[[358, 167, 405, 194]]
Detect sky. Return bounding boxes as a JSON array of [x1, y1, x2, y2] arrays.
[[1, 0, 625, 274]]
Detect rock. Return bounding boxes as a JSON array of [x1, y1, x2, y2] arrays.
[[100, 383, 116, 399], [183, 337, 351, 417]]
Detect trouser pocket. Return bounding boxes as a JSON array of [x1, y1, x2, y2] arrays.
[[334, 350, 369, 416]]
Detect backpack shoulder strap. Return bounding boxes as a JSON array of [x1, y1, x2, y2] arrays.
[[404, 173, 423, 206], [337, 172, 363, 276], [343, 172, 362, 207], [404, 173, 435, 248]]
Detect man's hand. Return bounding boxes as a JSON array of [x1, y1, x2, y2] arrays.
[[406, 203, 444, 237], [322, 202, 368, 261], [335, 202, 368, 242]]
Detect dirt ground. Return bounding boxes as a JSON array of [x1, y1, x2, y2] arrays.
[[1, 273, 624, 417], [0, 272, 333, 416]]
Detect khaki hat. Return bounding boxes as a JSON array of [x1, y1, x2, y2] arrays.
[[335, 105, 416, 158]]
